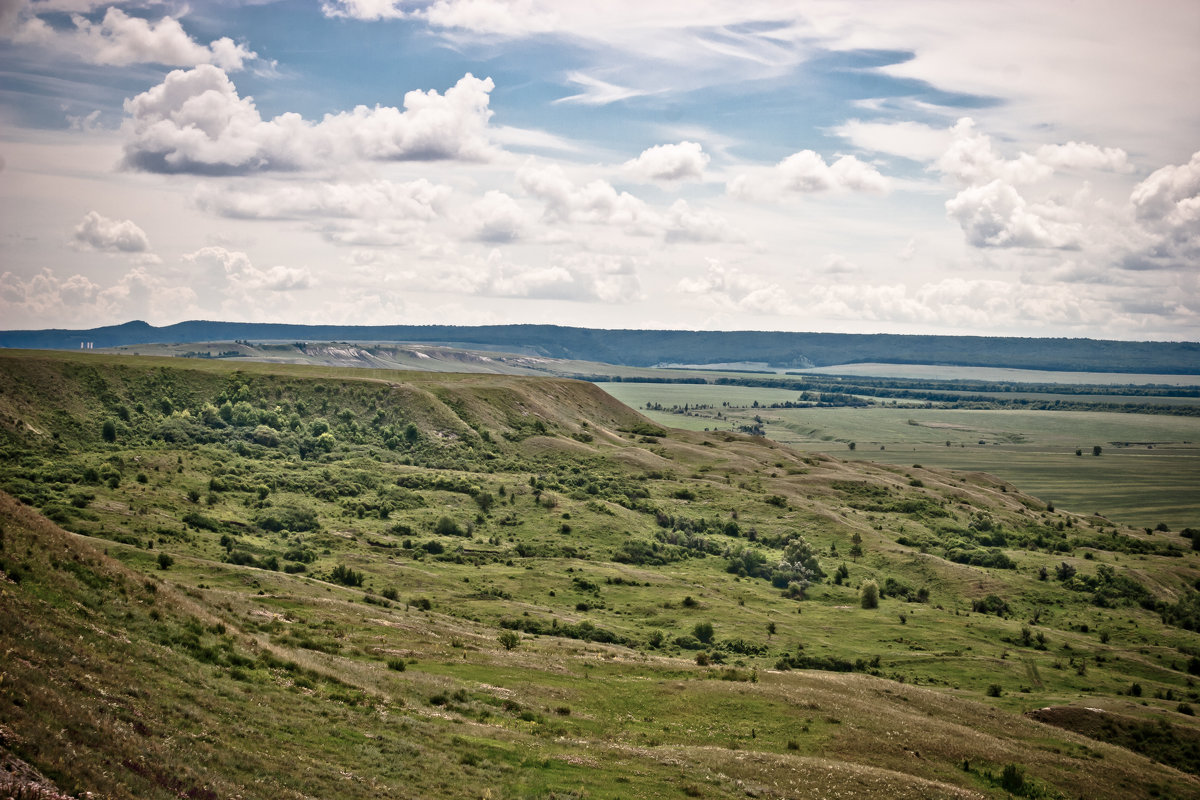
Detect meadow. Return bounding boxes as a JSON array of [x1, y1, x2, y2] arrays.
[[597, 382, 1200, 530], [1, 350, 1198, 798]]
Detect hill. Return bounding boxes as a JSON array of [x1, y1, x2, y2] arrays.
[[1, 349, 1199, 798], [2, 320, 1198, 374]]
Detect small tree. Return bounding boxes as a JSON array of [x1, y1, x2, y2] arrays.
[[693, 621, 715, 644], [498, 630, 520, 650], [1093, 445, 1102, 457], [860, 579, 879, 609], [101, 419, 117, 443], [156, 553, 174, 570]]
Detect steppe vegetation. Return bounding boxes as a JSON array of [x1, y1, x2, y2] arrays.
[[1, 349, 1198, 798]]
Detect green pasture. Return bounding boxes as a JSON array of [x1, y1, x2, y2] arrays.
[[598, 382, 1200, 528]]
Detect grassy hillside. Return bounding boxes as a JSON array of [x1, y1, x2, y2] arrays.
[[2, 350, 1199, 799]]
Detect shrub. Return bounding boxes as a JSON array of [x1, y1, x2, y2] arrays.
[[999, 764, 1025, 792], [498, 630, 520, 650], [860, 580, 879, 609], [987, 684, 1003, 697], [156, 552, 174, 570], [330, 564, 364, 587], [693, 621, 715, 643], [101, 419, 117, 443], [387, 658, 407, 672]]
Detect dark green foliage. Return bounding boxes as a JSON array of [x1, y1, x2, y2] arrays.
[[101, 419, 116, 443], [693, 621, 714, 644], [330, 564, 364, 587], [972, 595, 1010, 616], [255, 506, 319, 533], [860, 580, 879, 609]]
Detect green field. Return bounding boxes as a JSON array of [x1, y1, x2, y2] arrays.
[[597, 382, 1200, 529]]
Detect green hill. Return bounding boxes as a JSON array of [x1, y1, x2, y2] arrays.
[[3, 320, 1198, 374], [1, 350, 1198, 798]]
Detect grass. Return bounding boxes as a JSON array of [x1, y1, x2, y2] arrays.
[[1, 350, 1199, 798], [598, 383, 1200, 529]]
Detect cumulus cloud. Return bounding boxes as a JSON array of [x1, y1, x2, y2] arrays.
[[183, 246, 314, 293], [0, 266, 195, 327], [945, 180, 1081, 249], [194, 179, 450, 221], [323, 0, 557, 35], [937, 118, 1132, 187], [72, 211, 152, 253], [623, 141, 709, 182], [69, 8, 256, 70], [122, 66, 499, 174], [471, 190, 531, 242], [432, 250, 641, 303], [321, 0, 406, 20], [517, 161, 739, 241], [1125, 150, 1200, 269], [677, 261, 797, 315], [935, 119, 1137, 252], [1, 5, 255, 70], [728, 150, 889, 200]]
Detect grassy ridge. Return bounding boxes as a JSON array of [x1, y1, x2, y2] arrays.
[[2, 350, 1199, 798]]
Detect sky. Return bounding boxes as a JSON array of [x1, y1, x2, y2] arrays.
[[0, 1, 1198, 340]]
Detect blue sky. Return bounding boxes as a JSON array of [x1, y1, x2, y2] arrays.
[[1, 0, 1198, 341]]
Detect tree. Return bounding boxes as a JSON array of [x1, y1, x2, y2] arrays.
[[766, 621, 776, 638], [156, 553, 174, 570], [1093, 445, 1103, 457], [860, 579, 879, 609], [101, 419, 117, 443], [693, 621, 715, 644], [847, 442, 856, 451], [498, 630, 520, 650]]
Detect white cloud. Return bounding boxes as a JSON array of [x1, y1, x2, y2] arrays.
[[471, 190, 530, 242], [945, 180, 1081, 249], [832, 120, 952, 162], [1131, 151, 1200, 226], [432, 250, 641, 303], [69, 8, 256, 71], [1035, 142, 1131, 173], [1125, 150, 1200, 269], [517, 161, 740, 241], [194, 179, 450, 221], [936, 118, 1132, 187], [1, 5, 256, 70], [122, 66, 499, 174], [807, 277, 1196, 334], [72, 211, 152, 253], [556, 72, 658, 106], [0, 266, 195, 327], [183, 246, 314, 293], [677, 260, 797, 315], [321, 0, 407, 20], [728, 150, 889, 200], [623, 141, 709, 182]]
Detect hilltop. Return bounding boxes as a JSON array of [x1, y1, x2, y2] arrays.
[[1, 349, 1198, 798], [3, 320, 1199, 374]]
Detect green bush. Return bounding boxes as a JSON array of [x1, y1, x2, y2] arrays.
[[860, 580, 879, 609]]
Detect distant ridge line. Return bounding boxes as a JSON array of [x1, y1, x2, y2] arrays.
[[1, 320, 1198, 375]]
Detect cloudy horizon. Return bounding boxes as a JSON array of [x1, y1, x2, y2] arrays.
[[1, 1, 1197, 340]]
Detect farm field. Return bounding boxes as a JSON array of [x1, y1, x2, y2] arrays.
[[596, 382, 1200, 530]]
